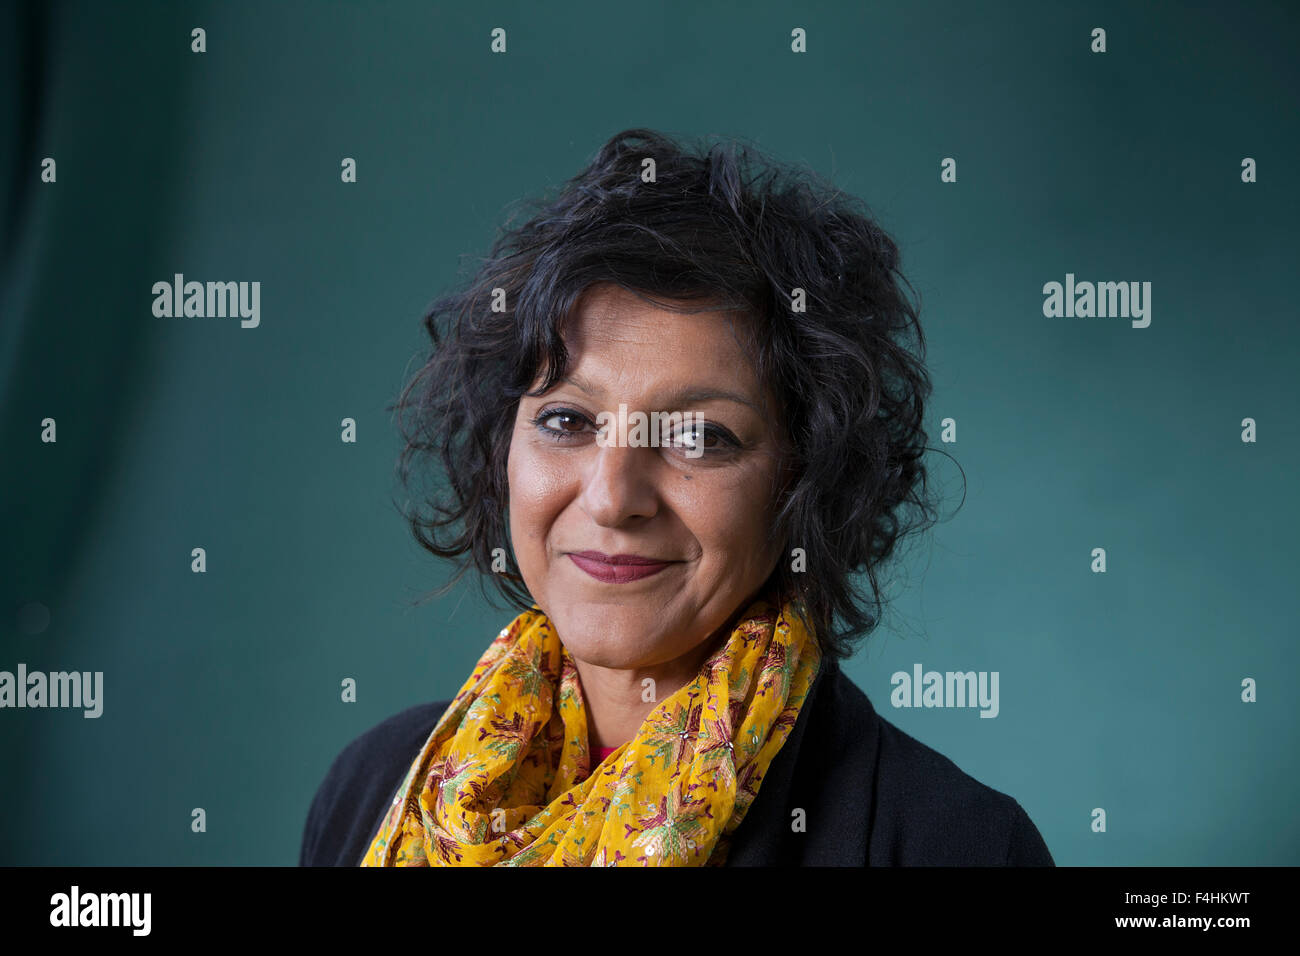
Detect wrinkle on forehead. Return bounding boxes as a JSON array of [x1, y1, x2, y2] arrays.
[[557, 283, 764, 394]]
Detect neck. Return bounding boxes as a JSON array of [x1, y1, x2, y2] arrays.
[[563, 584, 780, 750], [572, 629, 726, 751]]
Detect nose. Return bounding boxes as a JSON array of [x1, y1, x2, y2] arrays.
[[577, 441, 660, 527]]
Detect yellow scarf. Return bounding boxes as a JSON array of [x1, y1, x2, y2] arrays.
[[360, 596, 821, 866]]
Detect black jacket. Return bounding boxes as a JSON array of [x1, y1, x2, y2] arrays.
[[300, 655, 1054, 866]]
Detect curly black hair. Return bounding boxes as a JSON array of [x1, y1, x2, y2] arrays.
[[388, 127, 952, 663]]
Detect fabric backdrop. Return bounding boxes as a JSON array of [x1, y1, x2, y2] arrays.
[[1, 0, 1296, 864]]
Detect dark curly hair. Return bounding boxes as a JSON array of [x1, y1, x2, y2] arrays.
[[388, 127, 952, 663]]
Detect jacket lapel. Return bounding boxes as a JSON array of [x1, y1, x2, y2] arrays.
[[725, 656, 877, 865]]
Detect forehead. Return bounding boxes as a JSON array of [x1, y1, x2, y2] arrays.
[[558, 284, 762, 398]]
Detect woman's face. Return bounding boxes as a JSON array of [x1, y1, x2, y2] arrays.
[[506, 283, 786, 670]]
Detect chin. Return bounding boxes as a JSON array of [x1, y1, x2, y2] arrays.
[[549, 607, 682, 669]]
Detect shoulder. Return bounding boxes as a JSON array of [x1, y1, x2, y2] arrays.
[[299, 700, 449, 866], [825, 667, 1054, 866]]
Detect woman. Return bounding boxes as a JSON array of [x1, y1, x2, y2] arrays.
[[299, 128, 1054, 867]]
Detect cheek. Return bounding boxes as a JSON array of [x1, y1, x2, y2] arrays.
[[677, 465, 779, 569], [507, 438, 571, 547]]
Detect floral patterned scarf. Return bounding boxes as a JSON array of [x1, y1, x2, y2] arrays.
[[360, 596, 822, 866]]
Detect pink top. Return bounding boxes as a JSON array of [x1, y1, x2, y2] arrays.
[[595, 745, 619, 763]]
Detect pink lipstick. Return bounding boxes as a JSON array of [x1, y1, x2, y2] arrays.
[[567, 551, 675, 584]]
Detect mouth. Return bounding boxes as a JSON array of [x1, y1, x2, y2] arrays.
[[566, 551, 677, 584]]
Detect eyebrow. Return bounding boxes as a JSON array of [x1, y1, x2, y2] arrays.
[[558, 374, 762, 414]]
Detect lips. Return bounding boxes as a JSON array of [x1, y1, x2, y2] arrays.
[[567, 551, 676, 584]]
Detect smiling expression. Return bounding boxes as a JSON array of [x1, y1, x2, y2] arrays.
[[506, 283, 788, 671]]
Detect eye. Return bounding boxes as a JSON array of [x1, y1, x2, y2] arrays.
[[530, 407, 592, 439], [542, 412, 586, 433], [670, 422, 738, 455]]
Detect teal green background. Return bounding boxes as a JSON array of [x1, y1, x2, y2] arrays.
[[2, 0, 1297, 865]]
